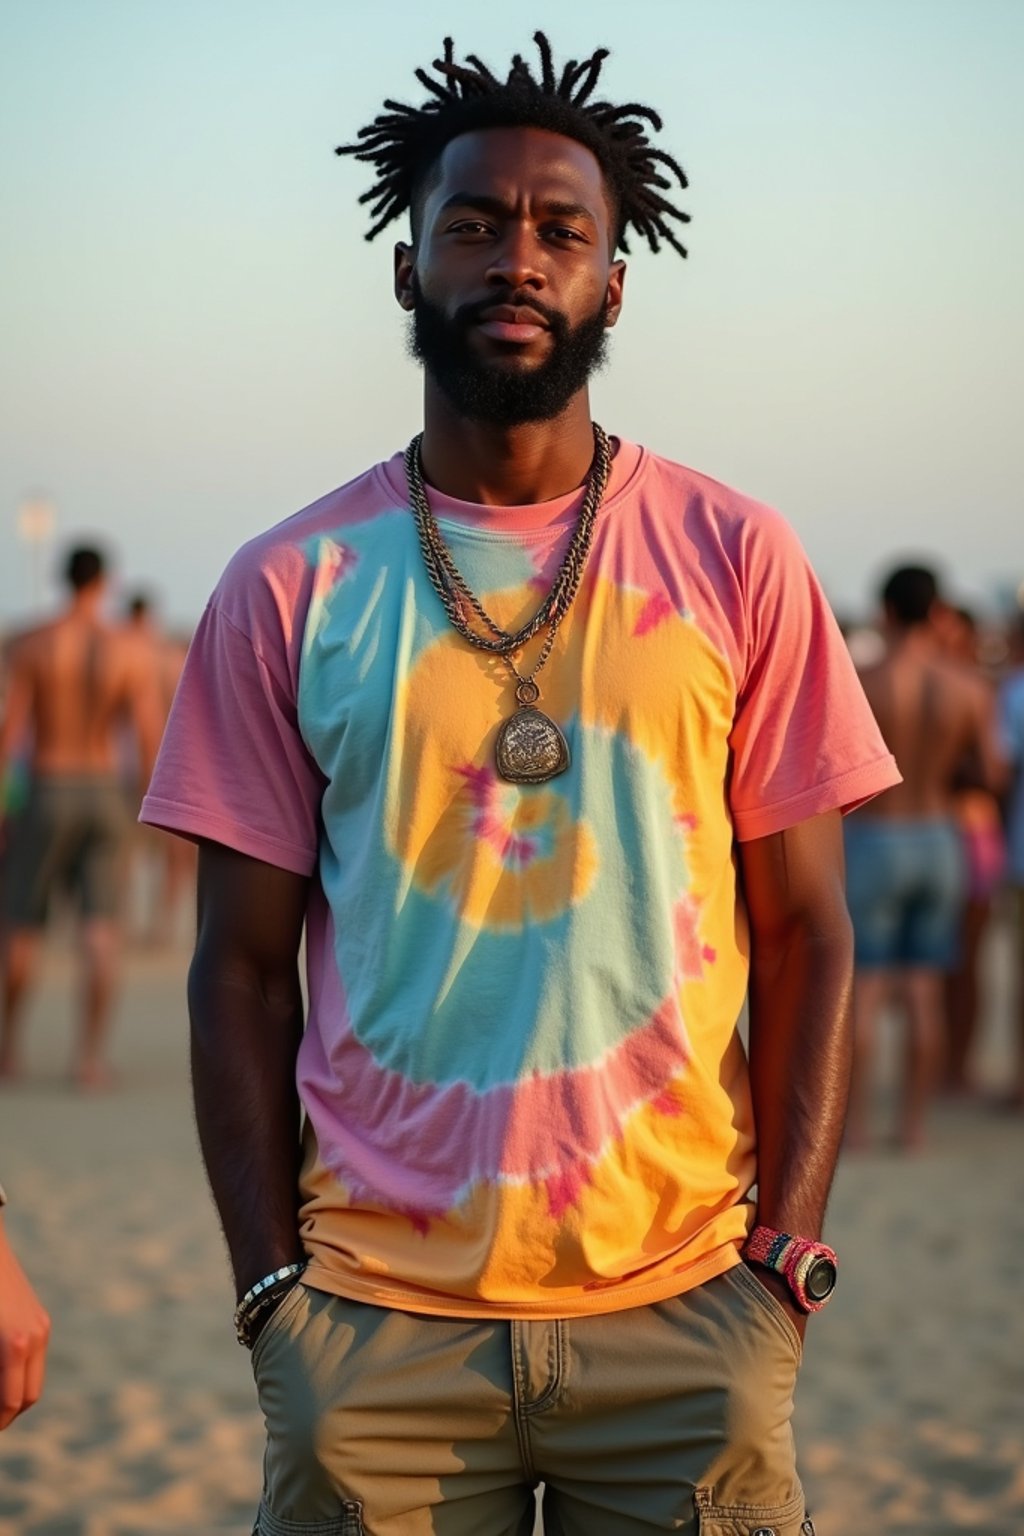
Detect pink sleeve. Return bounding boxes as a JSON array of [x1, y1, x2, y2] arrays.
[[140, 602, 324, 875], [728, 511, 899, 841]]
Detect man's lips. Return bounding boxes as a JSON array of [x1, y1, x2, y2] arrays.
[[475, 304, 550, 344]]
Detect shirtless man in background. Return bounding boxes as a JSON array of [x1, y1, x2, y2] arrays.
[[937, 605, 1007, 1096], [0, 546, 163, 1087], [122, 594, 195, 946], [844, 565, 1003, 1147]]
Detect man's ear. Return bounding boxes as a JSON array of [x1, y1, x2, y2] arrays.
[[394, 242, 415, 312], [604, 259, 627, 329]]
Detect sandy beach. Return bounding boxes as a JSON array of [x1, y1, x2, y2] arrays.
[[1, 915, 1021, 1536]]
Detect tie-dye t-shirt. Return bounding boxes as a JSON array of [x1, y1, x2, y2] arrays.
[[142, 440, 898, 1319]]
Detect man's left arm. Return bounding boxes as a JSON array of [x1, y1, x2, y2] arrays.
[[125, 646, 166, 790], [738, 808, 854, 1342], [0, 644, 33, 792]]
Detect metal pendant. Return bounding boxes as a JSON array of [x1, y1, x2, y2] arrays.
[[494, 681, 570, 784]]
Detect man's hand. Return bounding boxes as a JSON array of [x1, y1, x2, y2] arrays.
[[0, 1216, 50, 1430], [744, 1261, 807, 1346]]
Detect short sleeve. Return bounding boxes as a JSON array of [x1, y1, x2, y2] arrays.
[[728, 512, 899, 841], [140, 602, 324, 875]]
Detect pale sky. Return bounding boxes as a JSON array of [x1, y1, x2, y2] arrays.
[[2, 0, 1022, 630]]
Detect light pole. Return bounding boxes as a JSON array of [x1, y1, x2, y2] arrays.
[[16, 494, 56, 613]]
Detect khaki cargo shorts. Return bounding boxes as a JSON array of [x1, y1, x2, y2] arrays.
[[249, 1263, 814, 1535]]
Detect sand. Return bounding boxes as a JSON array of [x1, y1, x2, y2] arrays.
[[0, 915, 1021, 1535]]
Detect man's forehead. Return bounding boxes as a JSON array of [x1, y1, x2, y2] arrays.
[[429, 126, 608, 208]]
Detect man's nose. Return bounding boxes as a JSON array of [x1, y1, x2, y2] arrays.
[[484, 227, 546, 290]]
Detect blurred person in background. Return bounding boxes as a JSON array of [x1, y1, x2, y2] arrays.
[[0, 545, 163, 1088], [937, 604, 1007, 1096], [845, 566, 1004, 1148], [998, 612, 1024, 1109], [0, 1181, 49, 1431], [121, 593, 195, 946]]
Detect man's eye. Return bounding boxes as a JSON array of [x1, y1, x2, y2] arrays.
[[549, 226, 586, 242], [450, 220, 492, 236]]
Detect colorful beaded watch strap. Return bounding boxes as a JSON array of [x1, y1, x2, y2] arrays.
[[744, 1225, 838, 1313]]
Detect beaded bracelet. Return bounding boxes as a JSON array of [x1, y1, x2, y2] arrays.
[[233, 1261, 307, 1347]]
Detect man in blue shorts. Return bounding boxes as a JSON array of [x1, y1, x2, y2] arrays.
[[845, 566, 1002, 1147]]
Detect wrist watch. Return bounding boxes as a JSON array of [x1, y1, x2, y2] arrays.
[[744, 1224, 838, 1313]]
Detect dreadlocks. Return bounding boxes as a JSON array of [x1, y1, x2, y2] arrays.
[[336, 32, 689, 257]]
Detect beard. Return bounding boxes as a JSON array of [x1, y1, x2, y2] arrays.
[[408, 275, 610, 427]]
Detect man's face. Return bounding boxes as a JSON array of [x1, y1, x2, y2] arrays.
[[395, 126, 626, 427]]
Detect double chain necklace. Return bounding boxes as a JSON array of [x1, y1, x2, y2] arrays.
[[405, 423, 612, 785]]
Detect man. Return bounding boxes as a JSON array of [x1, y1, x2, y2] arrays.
[[142, 35, 898, 1535], [121, 592, 196, 946], [0, 1182, 49, 1431], [937, 605, 1006, 1096], [0, 545, 163, 1087], [998, 613, 1024, 1108], [844, 566, 1002, 1148]]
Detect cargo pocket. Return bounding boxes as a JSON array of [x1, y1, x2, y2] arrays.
[[694, 1486, 809, 1535], [253, 1495, 364, 1534]]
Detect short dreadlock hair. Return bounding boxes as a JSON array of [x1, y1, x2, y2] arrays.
[[336, 32, 689, 258]]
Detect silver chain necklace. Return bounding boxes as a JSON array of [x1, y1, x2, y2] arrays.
[[405, 424, 612, 784]]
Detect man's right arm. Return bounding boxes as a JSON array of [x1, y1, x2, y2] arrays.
[[188, 841, 309, 1300]]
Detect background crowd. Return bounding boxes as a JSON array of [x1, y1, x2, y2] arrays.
[[1, 542, 1022, 1120]]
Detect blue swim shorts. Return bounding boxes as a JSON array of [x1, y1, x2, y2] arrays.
[[843, 816, 966, 970]]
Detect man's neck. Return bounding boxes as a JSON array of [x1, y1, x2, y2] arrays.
[[418, 389, 597, 506], [67, 590, 104, 623], [887, 624, 937, 660]]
